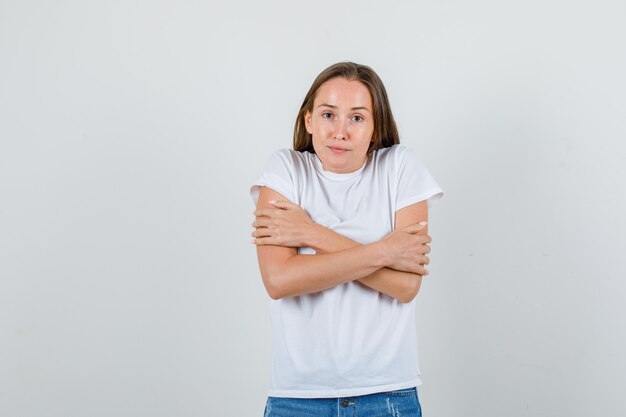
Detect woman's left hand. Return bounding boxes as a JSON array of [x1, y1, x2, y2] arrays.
[[252, 200, 315, 247]]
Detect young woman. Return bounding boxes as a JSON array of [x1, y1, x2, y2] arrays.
[[250, 62, 443, 417]]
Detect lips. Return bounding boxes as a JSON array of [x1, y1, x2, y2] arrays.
[[329, 146, 348, 153]]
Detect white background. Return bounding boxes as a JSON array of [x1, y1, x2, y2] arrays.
[[1, 1, 625, 416]]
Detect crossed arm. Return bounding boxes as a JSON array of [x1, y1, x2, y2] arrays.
[[252, 186, 432, 303]]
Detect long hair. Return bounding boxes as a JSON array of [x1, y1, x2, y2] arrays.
[[293, 62, 400, 156]]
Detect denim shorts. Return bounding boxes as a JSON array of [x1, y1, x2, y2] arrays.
[[263, 386, 421, 417]]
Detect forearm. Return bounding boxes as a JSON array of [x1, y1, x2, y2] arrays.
[[308, 223, 421, 303], [265, 241, 388, 299]]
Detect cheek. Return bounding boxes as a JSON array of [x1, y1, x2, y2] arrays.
[[358, 125, 375, 142], [311, 139, 324, 155], [313, 123, 333, 137], [311, 132, 323, 148]]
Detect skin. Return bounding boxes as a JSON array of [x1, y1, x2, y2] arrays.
[[304, 77, 375, 174], [253, 196, 431, 302], [252, 77, 432, 303]]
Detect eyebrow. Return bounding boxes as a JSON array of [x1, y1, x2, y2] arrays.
[[317, 103, 371, 112]]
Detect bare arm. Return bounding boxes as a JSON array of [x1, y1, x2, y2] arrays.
[[306, 201, 429, 303], [257, 239, 389, 300], [253, 186, 430, 302]]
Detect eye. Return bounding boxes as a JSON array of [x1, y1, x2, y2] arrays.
[[322, 112, 333, 119], [353, 115, 364, 122]]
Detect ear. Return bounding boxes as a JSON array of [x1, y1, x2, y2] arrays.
[[304, 110, 312, 134]]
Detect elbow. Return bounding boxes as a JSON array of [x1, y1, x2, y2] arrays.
[[399, 292, 416, 304], [262, 270, 288, 300], [259, 253, 297, 300], [267, 283, 283, 300], [399, 274, 422, 304], [267, 290, 282, 301]]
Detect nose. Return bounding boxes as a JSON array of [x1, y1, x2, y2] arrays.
[[334, 119, 348, 140]]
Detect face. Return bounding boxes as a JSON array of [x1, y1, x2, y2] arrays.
[[304, 77, 375, 174]]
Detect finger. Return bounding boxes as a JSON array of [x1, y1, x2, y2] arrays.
[[254, 208, 280, 218], [418, 255, 430, 265], [269, 200, 293, 209], [404, 221, 428, 234], [402, 224, 421, 234], [416, 265, 429, 276], [252, 218, 271, 228], [417, 234, 432, 244], [251, 228, 272, 238], [253, 237, 273, 246]]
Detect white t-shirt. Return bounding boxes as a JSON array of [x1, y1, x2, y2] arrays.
[[250, 144, 444, 398]]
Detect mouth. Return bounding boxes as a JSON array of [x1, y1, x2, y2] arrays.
[[328, 146, 349, 154]]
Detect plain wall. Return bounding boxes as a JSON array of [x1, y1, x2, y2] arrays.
[[1, 1, 625, 416]]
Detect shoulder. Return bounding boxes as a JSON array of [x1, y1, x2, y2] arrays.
[[265, 148, 310, 170], [265, 147, 295, 165], [251, 148, 314, 204], [384, 143, 444, 208], [374, 143, 412, 158], [373, 144, 421, 169]]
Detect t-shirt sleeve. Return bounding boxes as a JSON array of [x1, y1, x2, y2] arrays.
[[250, 148, 296, 206], [395, 145, 444, 210]]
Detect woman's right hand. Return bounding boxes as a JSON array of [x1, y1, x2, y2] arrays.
[[380, 222, 431, 275]]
